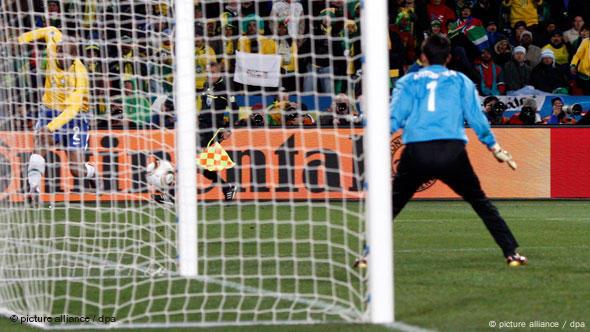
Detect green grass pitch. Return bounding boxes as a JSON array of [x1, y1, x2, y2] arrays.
[[1, 201, 589, 332]]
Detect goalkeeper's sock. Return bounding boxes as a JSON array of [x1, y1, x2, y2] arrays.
[[27, 153, 46, 192]]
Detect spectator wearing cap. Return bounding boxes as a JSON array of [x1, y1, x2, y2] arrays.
[[238, 14, 277, 54], [570, 24, 590, 95], [475, 47, 506, 95], [427, 0, 456, 34], [503, 46, 531, 92], [502, 0, 542, 29], [564, 15, 584, 49], [206, 18, 223, 57], [542, 30, 569, 66], [519, 30, 541, 67], [429, 19, 443, 35], [485, 21, 503, 48], [195, 25, 217, 92], [530, 49, 568, 93], [493, 37, 513, 67]]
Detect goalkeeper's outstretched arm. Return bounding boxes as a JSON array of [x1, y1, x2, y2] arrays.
[[460, 75, 517, 170]]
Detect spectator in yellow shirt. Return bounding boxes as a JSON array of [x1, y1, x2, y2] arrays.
[[238, 14, 277, 55], [542, 30, 569, 66], [502, 0, 542, 29], [570, 25, 590, 95]]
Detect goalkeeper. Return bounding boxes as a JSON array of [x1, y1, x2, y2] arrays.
[[19, 27, 99, 203], [390, 34, 526, 266]]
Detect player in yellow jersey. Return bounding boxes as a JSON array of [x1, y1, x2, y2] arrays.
[[18, 27, 99, 202]]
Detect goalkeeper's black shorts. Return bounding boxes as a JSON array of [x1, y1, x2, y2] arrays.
[[391, 139, 519, 256]]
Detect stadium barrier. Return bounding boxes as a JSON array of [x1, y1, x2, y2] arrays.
[[0, 128, 589, 202]]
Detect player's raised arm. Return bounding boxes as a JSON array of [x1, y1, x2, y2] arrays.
[[390, 75, 413, 133], [46, 59, 89, 132], [18, 26, 62, 56], [18, 26, 62, 44]]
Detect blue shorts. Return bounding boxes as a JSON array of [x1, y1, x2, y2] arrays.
[[36, 106, 89, 150]]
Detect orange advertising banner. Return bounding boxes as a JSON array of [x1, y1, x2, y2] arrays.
[[0, 128, 550, 202], [0, 130, 175, 202], [411, 129, 551, 198]]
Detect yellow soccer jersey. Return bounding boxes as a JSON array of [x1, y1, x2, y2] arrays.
[[18, 27, 89, 132]]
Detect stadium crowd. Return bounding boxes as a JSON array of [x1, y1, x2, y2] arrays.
[[1, 0, 590, 129]]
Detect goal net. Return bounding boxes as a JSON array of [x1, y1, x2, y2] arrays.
[[0, 0, 391, 328]]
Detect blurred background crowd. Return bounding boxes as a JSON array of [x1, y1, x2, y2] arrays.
[[1, 0, 590, 130]]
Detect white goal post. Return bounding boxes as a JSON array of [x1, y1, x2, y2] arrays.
[[0, 0, 394, 328], [361, 0, 394, 324], [175, 0, 198, 278]]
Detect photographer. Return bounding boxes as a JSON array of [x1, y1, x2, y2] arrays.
[[265, 89, 308, 126], [507, 98, 540, 125], [234, 104, 266, 128], [319, 93, 362, 127], [545, 97, 575, 124], [284, 107, 316, 127], [482, 96, 507, 125]]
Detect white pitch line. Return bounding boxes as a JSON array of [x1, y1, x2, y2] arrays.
[[385, 321, 436, 332], [396, 245, 589, 254], [398, 217, 590, 222], [2, 239, 361, 325]]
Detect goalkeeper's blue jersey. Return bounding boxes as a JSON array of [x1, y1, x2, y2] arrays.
[[390, 65, 496, 148]]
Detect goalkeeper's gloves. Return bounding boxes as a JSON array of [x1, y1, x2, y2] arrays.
[[490, 143, 517, 170]]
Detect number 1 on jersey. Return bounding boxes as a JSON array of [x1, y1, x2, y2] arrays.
[[426, 81, 437, 112]]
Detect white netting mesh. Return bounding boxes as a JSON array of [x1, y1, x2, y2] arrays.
[[0, 0, 368, 328]]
